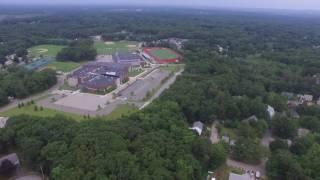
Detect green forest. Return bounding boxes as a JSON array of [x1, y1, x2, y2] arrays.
[[1, 7, 320, 179]]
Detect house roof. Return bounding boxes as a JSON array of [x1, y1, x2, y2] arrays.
[[0, 153, 20, 167], [193, 121, 204, 131], [16, 175, 42, 180], [0, 117, 8, 128], [229, 173, 251, 180], [82, 75, 117, 90], [243, 115, 258, 122], [190, 121, 204, 135]]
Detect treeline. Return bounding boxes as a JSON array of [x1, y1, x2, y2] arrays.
[[56, 39, 97, 62], [1, 8, 320, 60], [0, 101, 226, 179], [0, 68, 57, 106]]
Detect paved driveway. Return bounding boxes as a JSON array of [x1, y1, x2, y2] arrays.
[[226, 158, 266, 176]]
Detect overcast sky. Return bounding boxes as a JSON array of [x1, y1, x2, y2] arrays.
[[1, 0, 320, 10]]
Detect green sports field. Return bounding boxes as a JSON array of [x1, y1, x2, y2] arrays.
[[46, 61, 82, 72], [150, 48, 179, 59], [28, 44, 66, 58], [0, 104, 84, 121], [94, 41, 138, 55]]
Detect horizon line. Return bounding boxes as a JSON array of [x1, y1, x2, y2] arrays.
[[0, 3, 320, 12]]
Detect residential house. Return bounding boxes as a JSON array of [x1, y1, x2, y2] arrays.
[[229, 173, 251, 180], [243, 115, 258, 123], [298, 94, 313, 104], [16, 175, 42, 180], [298, 128, 310, 138], [288, 110, 300, 119], [190, 121, 204, 136], [0, 117, 8, 128], [0, 153, 20, 173], [267, 105, 275, 119], [281, 92, 295, 100], [317, 97, 320, 106]]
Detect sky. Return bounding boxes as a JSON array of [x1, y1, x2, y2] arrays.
[[0, 0, 320, 10]]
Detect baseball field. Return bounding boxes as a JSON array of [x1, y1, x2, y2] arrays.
[[94, 41, 139, 55]]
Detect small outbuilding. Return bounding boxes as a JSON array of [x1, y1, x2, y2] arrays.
[[267, 105, 275, 119], [243, 115, 258, 123], [0, 153, 20, 174], [0, 117, 8, 128], [228, 173, 251, 180], [190, 121, 204, 136]]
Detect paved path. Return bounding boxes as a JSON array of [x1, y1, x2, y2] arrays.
[[261, 129, 274, 147], [0, 75, 65, 113]]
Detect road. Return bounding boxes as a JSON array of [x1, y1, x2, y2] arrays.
[[0, 75, 65, 113], [210, 123, 220, 144], [140, 68, 184, 110], [226, 158, 266, 177], [261, 129, 274, 147]]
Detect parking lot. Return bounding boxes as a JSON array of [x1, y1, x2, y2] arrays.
[[118, 69, 170, 101]]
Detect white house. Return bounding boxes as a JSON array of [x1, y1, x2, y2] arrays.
[[0, 117, 8, 128], [298, 94, 313, 104], [190, 121, 204, 136], [229, 173, 251, 180], [267, 105, 275, 119], [317, 97, 320, 105]]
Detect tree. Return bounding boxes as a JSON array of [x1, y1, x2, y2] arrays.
[[0, 159, 15, 173], [265, 92, 287, 112], [301, 144, 320, 179], [290, 135, 315, 155], [267, 150, 306, 180], [269, 139, 289, 153], [57, 39, 97, 62], [271, 116, 297, 139], [232, 138, 264, 164]]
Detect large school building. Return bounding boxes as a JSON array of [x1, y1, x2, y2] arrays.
[[67, 62, 129, 93]]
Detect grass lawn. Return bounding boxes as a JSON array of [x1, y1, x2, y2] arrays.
[[150, 48, 179, 59], [160, 64, 184, 73], [0, 104, 84, 121], [46, 61, 82, 72], [103, 104, 138, 120], [129, 69, 144, 77], [94, 41, 138, 55], [0, 103, 138, 122], [28, 44, 66, 58]]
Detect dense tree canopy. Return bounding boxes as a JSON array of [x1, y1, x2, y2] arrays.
[[0, 67, 57, 106], [0, 101, 227, 180], [1, 6, 320, 180], [57, 39, 97, 62]]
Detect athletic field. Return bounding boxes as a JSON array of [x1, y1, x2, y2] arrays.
[[46, 61, 82, 72], [150, 48, 179, 59], [143, 47, 182, 64], [28, 44, 66, 58], [94, 41, 138, 55]]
